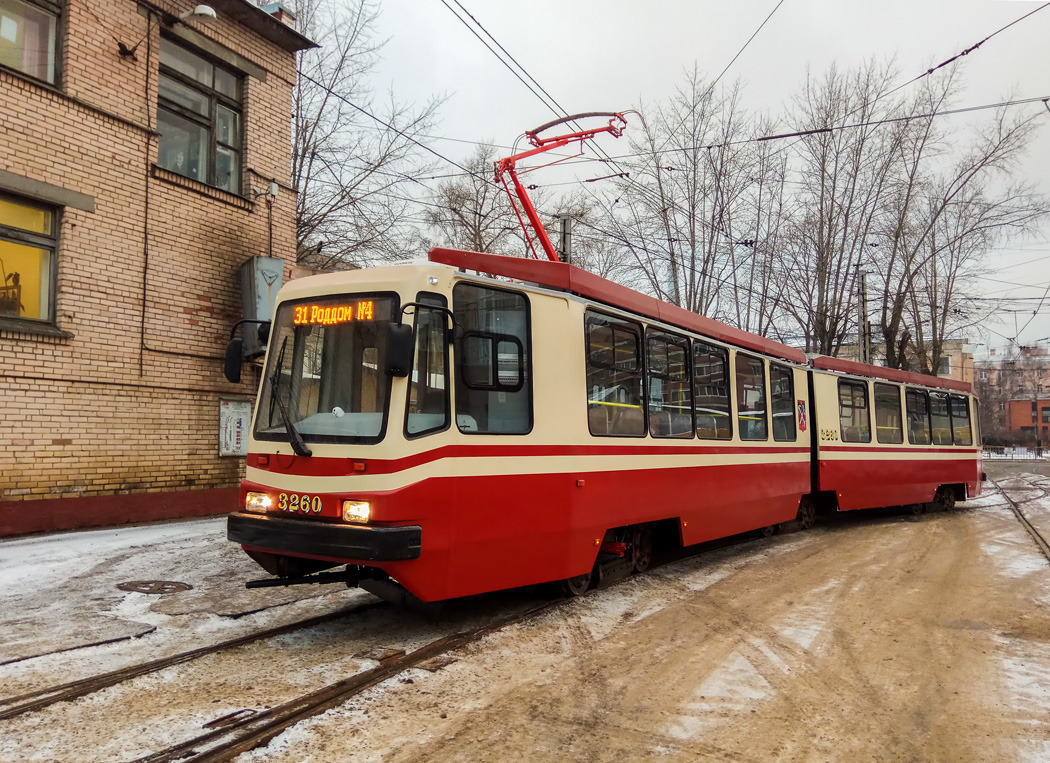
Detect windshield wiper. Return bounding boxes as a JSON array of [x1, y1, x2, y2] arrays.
[[270, 336, 312, 457]]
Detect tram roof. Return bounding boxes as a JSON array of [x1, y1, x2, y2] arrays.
[[810, 355, 973, 393], [429, 247, 808, 364]]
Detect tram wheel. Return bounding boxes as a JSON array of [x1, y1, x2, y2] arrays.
[[559, 570, 593, 597], [630, 524, 654, 573], [910, 502, 926, 515], [796, 497, 817, 531], [760, 524, 777, 537]]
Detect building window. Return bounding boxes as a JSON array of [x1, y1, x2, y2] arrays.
[[937, 356, 951, 376], [157, 37, 242, 193], [0, 193, 56, 324], [0, 0, 57, 84]]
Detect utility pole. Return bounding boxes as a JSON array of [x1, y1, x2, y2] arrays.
[[557, 214, 573, 264], [857, 266, 871, 364]]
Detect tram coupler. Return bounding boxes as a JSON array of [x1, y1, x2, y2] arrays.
[[244, 569, 360, 588]]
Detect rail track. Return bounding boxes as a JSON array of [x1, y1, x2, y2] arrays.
[[130, 600, 561, 763], [991, 476, 1050, 563], [0, 601, 385, 722]]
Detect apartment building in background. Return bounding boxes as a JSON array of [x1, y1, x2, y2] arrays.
[[974, 344, 1050, 445], [0, 0, 315, 535]]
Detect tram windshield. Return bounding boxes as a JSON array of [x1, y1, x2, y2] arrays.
[[254, 294, 398, 446]]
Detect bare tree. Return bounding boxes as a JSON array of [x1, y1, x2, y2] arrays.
[[779, 59, 906, 355], [422, 144, 524, 255], [876, 98, 1049, 371], [293, 0, 442, 268], [599, 68, 758, 319]]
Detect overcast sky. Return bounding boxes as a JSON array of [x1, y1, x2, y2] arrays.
[[367, 0, 1050, 356]]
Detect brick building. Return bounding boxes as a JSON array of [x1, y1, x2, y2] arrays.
[[0, 0, 314, 535], [973, 345, 1050, 445]]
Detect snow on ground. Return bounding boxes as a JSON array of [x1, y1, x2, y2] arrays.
[[0, 516, 365, 693]]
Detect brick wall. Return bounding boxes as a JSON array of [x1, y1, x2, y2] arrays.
[[0, 0, 306, 535]]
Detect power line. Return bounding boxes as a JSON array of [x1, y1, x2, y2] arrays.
[[298, 71, 485, 181], [653, 0, 787, 156]]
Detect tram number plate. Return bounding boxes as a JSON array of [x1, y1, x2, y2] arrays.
[[277, 493, 323, 514], [819, 428, 840, 442]]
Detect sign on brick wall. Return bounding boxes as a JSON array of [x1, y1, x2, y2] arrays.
[[219, 397, 253, 457]]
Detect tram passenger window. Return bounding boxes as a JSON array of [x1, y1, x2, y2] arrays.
[[874, 383, 904, 444], [770, 364, 796, 442], [736, 354, 768, 440], [585, 311, 645, 436], [453, 283, 531, 434], [647, 331, 693, 438], [929, 391, 953, 445], [905, 388, 932, 445], [693, 341, 731, 439], [838, 380, 871, 443], [950, 394, 972, 446], [406, 293, 450, 437]]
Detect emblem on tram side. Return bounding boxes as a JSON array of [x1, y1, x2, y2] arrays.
[[797, 400, 807, 431]]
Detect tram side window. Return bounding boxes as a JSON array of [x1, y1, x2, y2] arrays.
[[647, 331, 693, 438], [693, 341, 731, 439], [874, 383, 904, 444], [453, 283, 531, 434], [973, 398, 982, 445], [929, 391, 953, 445], [770, 364, 796, 442], [905, 388, 932, 445], [406, 293, 450, 436], [950, 394, 973, 446], [736, 353, 768, 440], [838, 380, 871, 443], [585, 311, 645, 436]]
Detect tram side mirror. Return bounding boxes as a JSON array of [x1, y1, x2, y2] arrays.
[[386, 324, 413, 377], [257, 321, 270, 344], [224, 338, 244, 384]]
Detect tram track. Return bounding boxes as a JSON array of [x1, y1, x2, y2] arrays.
[[990, 477, 1050, 564], [130, 599, 561, 763], [0, 601, 385, 722]]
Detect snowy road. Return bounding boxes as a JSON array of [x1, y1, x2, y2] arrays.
[[3, 471, 1050, 761]]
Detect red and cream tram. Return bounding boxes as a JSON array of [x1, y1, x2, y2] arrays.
[[223, 247, 982, 603]]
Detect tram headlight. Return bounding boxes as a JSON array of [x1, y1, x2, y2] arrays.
[[342, 500, 371, 524], [245, 492, 273, 513]]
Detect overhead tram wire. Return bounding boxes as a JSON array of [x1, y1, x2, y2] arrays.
[[435, 0, 697, 243], [751, 1, 1050, 170], [561, 94, 1050, 162], [652, 0, 787, 156], [298, 71, 489, 184]]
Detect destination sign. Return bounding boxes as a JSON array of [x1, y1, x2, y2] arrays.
[[293, 300, 375, 326]]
